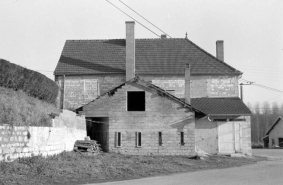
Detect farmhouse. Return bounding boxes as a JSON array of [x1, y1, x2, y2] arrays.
[[54, 21, 252, 155], [262, 117, 283, 148]]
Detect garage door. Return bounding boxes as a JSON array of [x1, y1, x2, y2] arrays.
[[218, 122, 242, 154]]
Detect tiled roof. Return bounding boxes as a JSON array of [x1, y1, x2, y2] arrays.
[[190, 97, 252, 115], [54, 38, 242, 76]]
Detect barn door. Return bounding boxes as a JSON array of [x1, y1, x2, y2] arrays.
[[218, 121, 242, 154], [218, 122, 235, 153]]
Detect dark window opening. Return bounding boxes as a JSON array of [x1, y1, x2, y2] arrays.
[[180, 132, 185, 146], [116, 132, 121, 147], [127, 91, 145, 111], [158, 132, 162, 146], [166, 90, 175, 95], [136, 132, 142, 147], [213, 119, 227, 122], [229, 118, 246, 121]]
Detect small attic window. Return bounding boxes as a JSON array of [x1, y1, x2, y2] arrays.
[[127, 91, 145, 111]]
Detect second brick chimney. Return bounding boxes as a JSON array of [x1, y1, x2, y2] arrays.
[[216, 40, 224, 61], [126, 21, 135, 81]]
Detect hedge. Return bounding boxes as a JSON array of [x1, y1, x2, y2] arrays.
[[0, 59, 58, 104]]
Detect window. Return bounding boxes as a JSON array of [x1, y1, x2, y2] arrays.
[[166, 90, 175, 96], [136, 132, 142, 147], [115, 132, 121, 147], [127, 91, 145, 111], [180, 132, 185, 146], [158, 132, 162, 146], [213, 118, 227, 122], [229, 118, 246, 121]]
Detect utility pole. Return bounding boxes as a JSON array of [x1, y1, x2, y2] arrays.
[[240, 82, 253, 101]]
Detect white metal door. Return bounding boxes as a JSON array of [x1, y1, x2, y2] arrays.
[[218, 122, 242, 154], [218, 122, 235, 153]]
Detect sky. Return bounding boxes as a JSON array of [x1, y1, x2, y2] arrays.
[[0, 0, 282, 108]]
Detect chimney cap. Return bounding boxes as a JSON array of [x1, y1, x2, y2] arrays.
[[126, 21, 135, 24], [216, 40, 224, 43]]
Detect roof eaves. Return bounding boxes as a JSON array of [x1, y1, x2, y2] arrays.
[[207, 113, 252, 116], [54, 72, 125, 76]]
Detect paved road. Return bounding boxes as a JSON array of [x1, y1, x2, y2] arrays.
[[252, 148, 283, 158], [87, 149, 283, 185]]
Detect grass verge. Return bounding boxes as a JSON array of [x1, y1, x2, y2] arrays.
[[0, 152, 266, 185]]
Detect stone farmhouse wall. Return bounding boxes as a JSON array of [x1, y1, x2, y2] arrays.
[[0, 110, 86, 161], [55, 74, 239, 109], [84, 83, 196, 156]]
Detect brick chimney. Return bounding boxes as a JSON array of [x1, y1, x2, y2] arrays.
[[185, 64, 191, 104], [216, 40, 224, 61], [126, 21, 135, 81], [161, 34, 167, 39]]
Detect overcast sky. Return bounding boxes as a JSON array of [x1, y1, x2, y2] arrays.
[[0, 0, 282, 107]]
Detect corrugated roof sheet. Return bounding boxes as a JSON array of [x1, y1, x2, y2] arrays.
[[54, 38, 242, 76], [191, 97, 252, 115]]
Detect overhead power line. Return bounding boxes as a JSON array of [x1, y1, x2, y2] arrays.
[[105, 0, 161, 38], [239, 78, 283, 94], [118, 0, 172, 38]]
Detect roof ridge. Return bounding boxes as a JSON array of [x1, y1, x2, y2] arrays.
[[184, 38, 242, 75], [65, 38, 187, 42]]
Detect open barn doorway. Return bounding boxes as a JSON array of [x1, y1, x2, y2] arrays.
[[86, 117, 109, 152]]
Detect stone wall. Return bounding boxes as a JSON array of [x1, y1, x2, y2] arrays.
[[55, 74, 239, 109], [84, 83, 196, 155], [0, 110, 86, 161]]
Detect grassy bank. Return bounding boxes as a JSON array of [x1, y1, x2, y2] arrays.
[[0, 87, 59, 126], [0, 152, 266, 185]]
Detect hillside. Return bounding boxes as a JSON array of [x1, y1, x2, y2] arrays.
[[0, 86, 59, 126], [0, 59, 58, 104]]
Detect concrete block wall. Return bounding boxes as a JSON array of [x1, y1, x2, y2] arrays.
[[55, 74, 239, 110], [108, 83, 196, 155], [241, 116, 252, 156], [195, 116, 251, 156], [195, 117, 218, 154], [55, 74, 125, 109], [83, 95, 111, 117], [141, 74, 239, 99], [0, 110, 86, 161]]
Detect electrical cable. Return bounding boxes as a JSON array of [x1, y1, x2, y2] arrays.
[[105, 0, 161, 38], [118, 0, 172, 38]]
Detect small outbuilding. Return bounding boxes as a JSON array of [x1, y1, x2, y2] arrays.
[[262, 117, 283, 148]]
